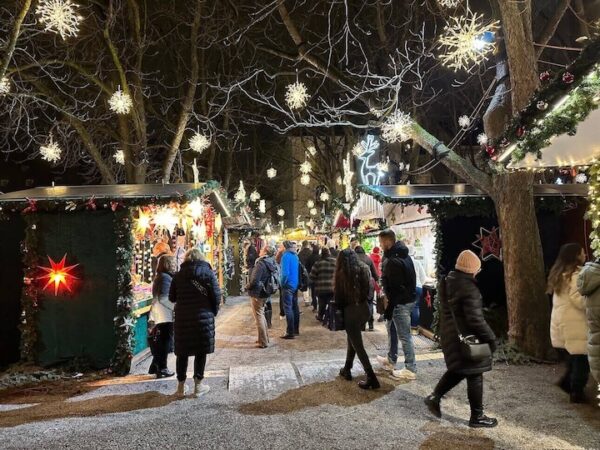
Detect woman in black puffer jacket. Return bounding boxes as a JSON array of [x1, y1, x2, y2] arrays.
[[424, 250, 498, 428], [169, 249, 221, 398]]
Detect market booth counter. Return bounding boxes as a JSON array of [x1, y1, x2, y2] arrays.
[[0, 182, 231, 375]]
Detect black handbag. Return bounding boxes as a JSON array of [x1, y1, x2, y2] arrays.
[[326, 301, 345, 331]]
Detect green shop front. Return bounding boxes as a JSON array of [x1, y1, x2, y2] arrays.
[[0, 183, 231, 374]]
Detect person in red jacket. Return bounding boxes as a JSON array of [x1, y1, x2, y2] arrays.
[[370, 246, 384, 322]]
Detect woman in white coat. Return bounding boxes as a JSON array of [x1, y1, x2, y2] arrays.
[[547, 243, 589, 403]]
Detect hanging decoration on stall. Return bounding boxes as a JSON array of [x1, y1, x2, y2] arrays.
[[234, 181, 247, 203], [472, 226, 503, 261], [36, 0, 83, 40], [38, 254, 79, 296]]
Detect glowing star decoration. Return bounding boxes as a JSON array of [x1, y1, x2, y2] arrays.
[[38, 254, 79, 296], [36, 0, 82, 40], [319, 191, 330, 202], [458, 115, 471, 128], [0, 76, 10, 95], [307, 200, 315, 208], [108, 87, 133, 115], [136, 209, 151, 234], [575, 173, 588, 184], [309, 207, 318, 216], [113, 149, 125, 165], [438, 9, 499, 71], [472, 227, 502, 261], [258, 199, 266, 214], [267, 167, 277, 179], [185, 198, 204, 219], [300, 174, 311, 185], [234, 180, 246, 203], [299, 161, 312, 174], [477, 133, 488, 146], [189, 131, 210, 153], [306, 145, 317, 156], [343, 153, 355, 202], [277, 208, 285, 217], [153, 207, 178, 230], [40, 135, 62, 163], [285, 81, 310, 110], [381, 111, 412, 144], [249, 190, 261, 202], [438, 0, 461, 7]]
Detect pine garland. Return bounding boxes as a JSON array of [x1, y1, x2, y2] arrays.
[[587, 161, 600, 258], [19, 214, 40, 362]]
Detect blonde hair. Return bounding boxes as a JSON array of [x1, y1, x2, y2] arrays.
[[184, 248, 205, 262], [156, 255, 177, 274]]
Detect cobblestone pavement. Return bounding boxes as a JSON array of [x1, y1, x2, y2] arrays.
[[1, 296, 598, 449]]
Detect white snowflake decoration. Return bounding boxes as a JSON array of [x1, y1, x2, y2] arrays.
[[319, 191, 330, 202], [458, 115, 471, 128], [369, 107, 384, 118], [309, 208, 317, 216], [277, 208, 285, 217], [343, 153, 355, 202], [285, 81, 310, 110], [300, 174, 311, 185], [438, 9, 499, 71], [258, 200, 266, 214], [189, 131, 210, 153], [336, 176, 343, 185], [249, 190, 261, 202], [234, 181, 246, 203], [108, 87, 133, 115], [307, 200, 315, 208], [575, 173, 588, 184], [438, 0, 461, 7], [306, 145, 317, 156], [0, 77, 10, 95], [378, 161, 389, 173], [477, 133, 488, 146], [352, 142, 365, 157], [36, 0, 83, 40], [267, 167, 277, 179], [381, 111, 412, 143], [40, 135, 62, 163], [299, 161, 312, 174], [113, 149, 125, 165]]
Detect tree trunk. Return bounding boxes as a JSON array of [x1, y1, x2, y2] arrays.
[[492, 171, 551, 358]]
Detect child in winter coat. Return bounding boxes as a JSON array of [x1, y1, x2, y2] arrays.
[[577, 259, 600, 385]]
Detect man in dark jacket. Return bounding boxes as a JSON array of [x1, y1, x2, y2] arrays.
[[355, 245, 379, 331], [310, 247, 336, 321], [246, 246, 278, 348], [376, 230, 418, 380], [306, 244, 321, 311], [298, 241, 313, 306]]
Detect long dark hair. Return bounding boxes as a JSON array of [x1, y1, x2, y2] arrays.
[[547, 243, 584, 295], [335, 248, 369, 305]]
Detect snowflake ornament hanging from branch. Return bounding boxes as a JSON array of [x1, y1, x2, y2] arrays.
[[113, 149, 125, 165], [438, 9, 499, 72], [267, 167, 277, 179], [234, 181, 246, 203], [381, 111, 413, 143], [0, 77, 11, 95], [299, 161, 312, 174], [437, 0, 462, 8], [40, 135, 62, 163], [352, 142, 365, 157], [189, 131, 211, 153], [109, 87, 133, 115], [36, 0, 83, 40], [300, 174, 311, 185], [285, 82, 310, 110], [249, 190, 261, 202]]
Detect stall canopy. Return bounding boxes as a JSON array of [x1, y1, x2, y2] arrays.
[[0, 183, 232, 217]]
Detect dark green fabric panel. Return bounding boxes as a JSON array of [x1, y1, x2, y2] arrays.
[[37, 211, 118, 368], [134, 313, 148, 355], [0, 215, 25, 368]]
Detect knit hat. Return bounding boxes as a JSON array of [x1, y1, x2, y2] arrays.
[[455, 250, 481, 274]]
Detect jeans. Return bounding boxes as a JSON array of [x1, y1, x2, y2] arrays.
[[434, 371, 484, 415], [317, 292, 333, 321], [282, 288, 300, 336], [251, 297, 269, 346], [563, 354, 590, 394], [386, 302, 416, 372], [410, 287, 423, 328], [176, 353, 207, 382], [344, 303, 375, 377], [150, 322, 173, 371]]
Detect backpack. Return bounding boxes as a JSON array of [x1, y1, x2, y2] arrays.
[[260, 262, 280, 298], [298, 263, 309, 292]]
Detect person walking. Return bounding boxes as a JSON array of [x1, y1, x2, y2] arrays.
[[246, 245, 278, 348], [376, 230, 417, 380], [336, 249, 380, 390], [306, 244, 321, 311], [424, 250, 498, 428], [169, 249, 221, 397], [409, 246, 427, 335], [578, 258, 600, 385], [148, 255, 176, 378], [355, 244, 379, 331], [370, 246, 385, 323], [548, 243, 589, 403], [280, 241, 300, 339], [298, 241, 313, 307], [310, 247, 336, 321]]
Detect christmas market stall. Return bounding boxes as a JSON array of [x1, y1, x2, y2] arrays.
[[0, 182, 231, 374]]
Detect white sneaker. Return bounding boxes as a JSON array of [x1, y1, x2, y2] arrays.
[[391, 368, 417, 380], [376, 355, 395, 372], [175, 381, 187, 397], [193, 380, 210, 398]]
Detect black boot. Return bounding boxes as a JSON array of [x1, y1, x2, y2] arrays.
[[148, 363, 157, 375], [265, 309, 272, 329], [156, 368, 175, 379], [368, 320, 374, 331], [358, 371, 380, 390], [570, 391, 586, 403], [339, 367, 352, 381], [469, 410, 498, 428], [556, 375, 571, 394], [424, 394, 442, 418]]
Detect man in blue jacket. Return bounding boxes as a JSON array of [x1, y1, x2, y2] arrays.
[[280, 240, 300, 339]]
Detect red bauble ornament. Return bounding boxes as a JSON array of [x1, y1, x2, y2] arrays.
[[85, 196, 97, 211], [539, 71, 551, 82], [485, 145, 496, 156], [562, 72, 575, 84], [516, 126, 526, 138], [22, 198, 37, 214]]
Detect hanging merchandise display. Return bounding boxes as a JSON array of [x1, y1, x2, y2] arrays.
[[472, 226, 503, 261]]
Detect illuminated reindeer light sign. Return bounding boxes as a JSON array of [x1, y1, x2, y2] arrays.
[[354, 134, 383, 185]]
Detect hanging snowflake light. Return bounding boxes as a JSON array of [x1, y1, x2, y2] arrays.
[[267, 167, 277, 179], [108, 86, 133, 115], [307, 200, 315, 208], [40, 135, 62, 163], [377, 161, 389, 173], [189, 131, 210, 153], [381, 111, 413, 143], [300, 174, 311, 185], [277, 208, 285, 217], [458, 115, 471, 128], [249, 190, 261, 202], [36, 0, 83, 40], [113, 149, 125, 165], [299, 161, 312, 174], [319, 191, 330, 202], [306, 145, 317, 156], [258, 200, 266, 214], [477, 133, 488, 146], [369, 107, 384, 118], [438, 9, 499, 71], [352, 142, 365, 157], [234, 180, 246, 203], [343, 153, 355, 202], [437, 0, 461, 7], [310, 207, 318, 216], [285, 81, 310, 110], [0, 77, 10, 95], [575, 173, 588, 184]]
